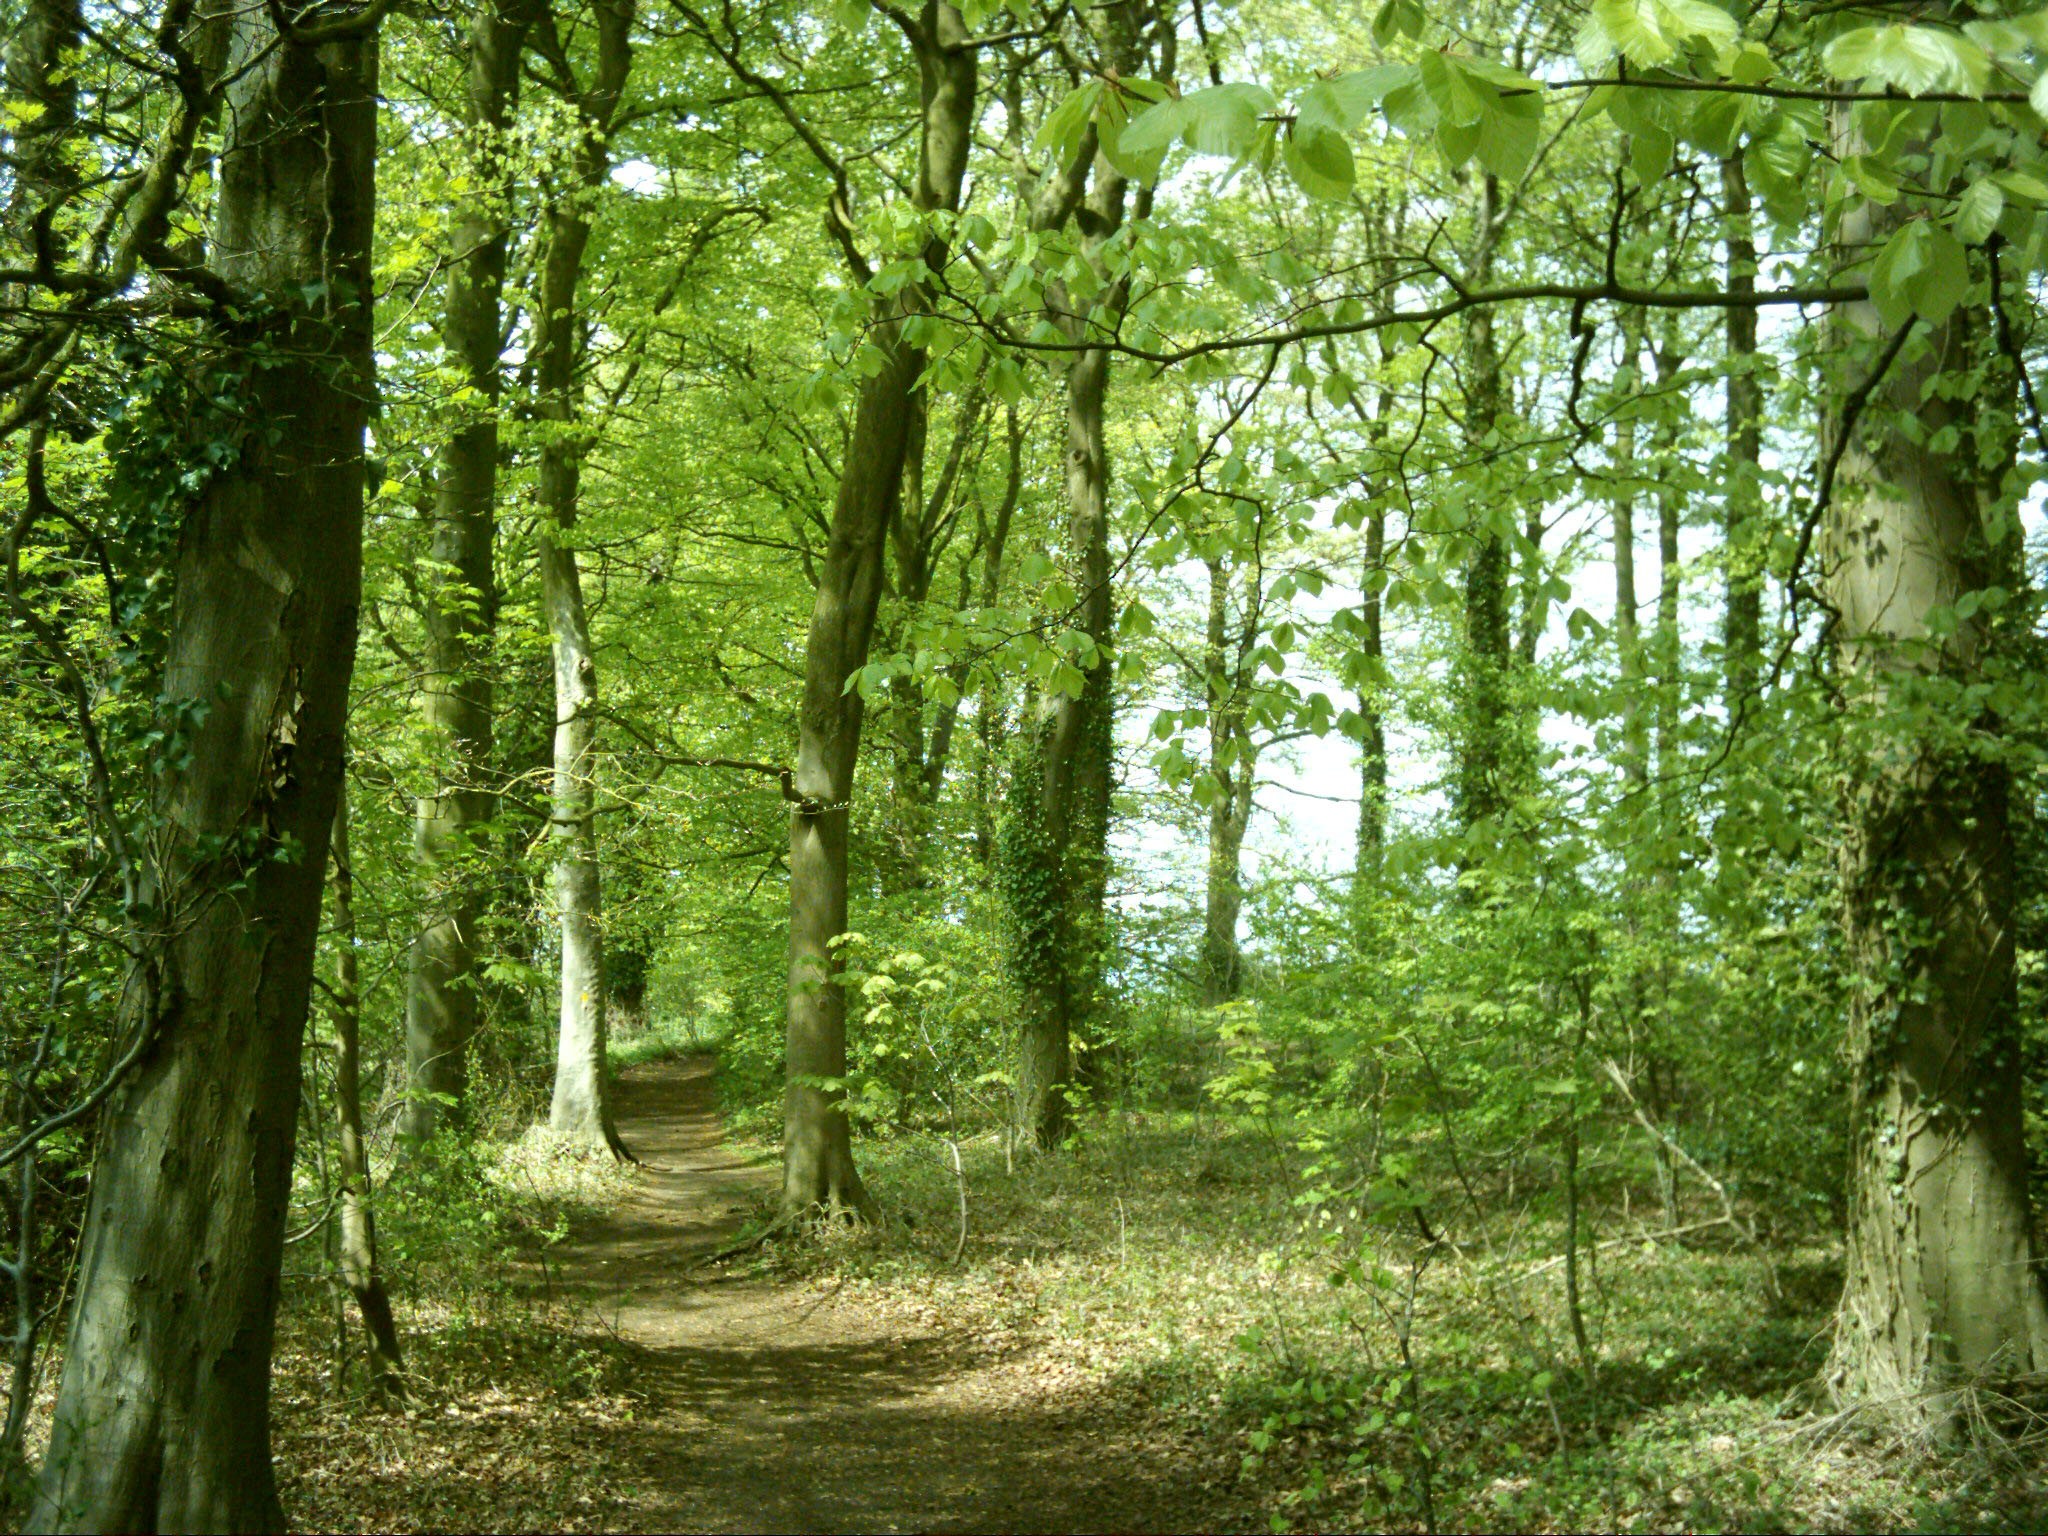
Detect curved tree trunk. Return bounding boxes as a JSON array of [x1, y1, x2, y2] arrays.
[[29, 15, 376, 1527], [1822, 106, 2048, 1422], [402, 0, 531, 1147], [782, 0, 975, 1212]]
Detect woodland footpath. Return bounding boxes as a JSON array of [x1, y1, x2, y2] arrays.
[[5, 0, 2048, 1528]]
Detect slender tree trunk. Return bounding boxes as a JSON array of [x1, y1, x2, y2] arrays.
[[1453, 174, 1514, 834], [30, 15, 376, 1526], [1355, 501, 1388, 867], [536, 0, 633, 1157], [784, 0, 975, 1211], [1651, 324, 1685, 809], [1200, 558, 1255, 1005], [402, 0, 531, 1145], [1612, 316, 1647, 790], [1822, 106, 2048, 1420], [329, 787, 405, 1402], [1721, 150, 1764, 713]]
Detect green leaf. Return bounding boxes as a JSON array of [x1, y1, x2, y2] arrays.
[[1034, 82, 1102, 166], [1591, 0, 1738, 69], [1869, 219, 1971, 326], [1181, 82, 1279, 159], [1371, 0, 1426, 47], [1955, 179, 2004, 243], [1823, 24, 1991, 98], [1097, 85, 1169, 183], [1282, 122, 1356, 199]]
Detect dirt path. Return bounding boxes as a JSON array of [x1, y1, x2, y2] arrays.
[[545, 1055, 1229, 1535]]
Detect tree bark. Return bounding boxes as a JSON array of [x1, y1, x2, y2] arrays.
[[536, 0, 633, 1158], [1612, 314, 1647, 790], [29, 12, 376, 1527], [1821, 108, 2048, 1419], [1007, 8, 1157, 1146], [1199, 558, 1256, 1006], [330, 786, 405, 1403], [783, 0, 975, 1211], [1453, 173, 1515, 834], [1721, 150, 1764, 713], [402, 0, 532, 1146]]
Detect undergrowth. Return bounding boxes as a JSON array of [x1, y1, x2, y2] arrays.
[[747, 1108, 2048, 1535]]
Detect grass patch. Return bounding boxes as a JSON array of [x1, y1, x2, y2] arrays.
[[607, 1011, 729, 1073]]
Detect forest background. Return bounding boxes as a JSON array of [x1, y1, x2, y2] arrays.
[[4, 0, 2048, 1527]]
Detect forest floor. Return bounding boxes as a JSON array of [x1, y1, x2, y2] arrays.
[[261, 1051, 2048, 1534], [272, 1054, 1241, 1533]]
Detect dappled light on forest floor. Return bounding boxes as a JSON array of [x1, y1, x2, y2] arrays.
[[256, 1055, 2048, 1534]]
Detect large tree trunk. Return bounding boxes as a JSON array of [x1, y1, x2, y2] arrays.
[[536, 0, 633, 1157], [29, 14, 376, 1527], [1822, 111, 2048, 1420], [1721, 150, 1764, 714], [402, 0, 531, 1146], [330, 787, 405, 1403], [783, 0, 975, 1212]]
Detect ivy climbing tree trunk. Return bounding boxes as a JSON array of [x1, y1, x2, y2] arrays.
[[1452, 172, 1514, 836], [1821, 108, 2048, 1421], [535, 0, 633, 1158], [402, 0, 532, 1147], [29, 10, 377, 1526], [1007, 2, 1159, 1148]]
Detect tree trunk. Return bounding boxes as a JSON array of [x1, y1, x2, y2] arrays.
[[1651, 322, 1685, 811], [1200, 558, 1255, 1005], [1008, 6, 1154, 1146], [330, 786, 405, 1403], [1612, 315, 1647, 790], [402, 0, 531, 1146], [1355, 501, 1388, 868], [784, 0, 975, 1211], [1822, 108, 2048, 1420], [535, 0, 633, 1158], [1721, 150, 1764, 714], [30, 15, 376, 1527], [1453, 173, 1514, 834]]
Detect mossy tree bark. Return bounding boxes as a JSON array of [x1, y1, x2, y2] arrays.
[[1822, 105, 2048, 1422], [28, 9, 376, 1525]]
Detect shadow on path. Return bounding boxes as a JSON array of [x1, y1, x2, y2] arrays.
[[544, 1055, 1229, 1535]]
